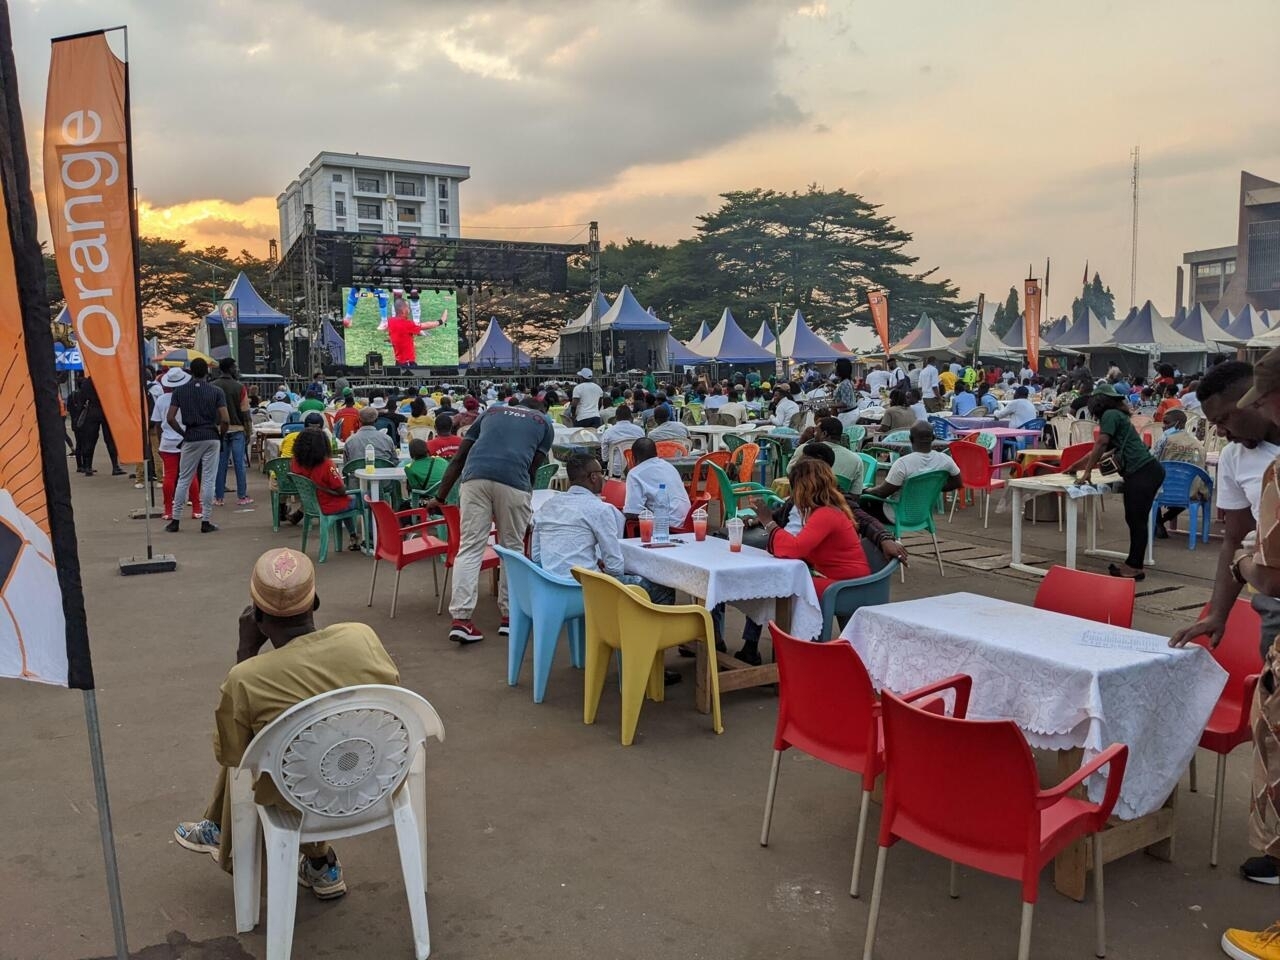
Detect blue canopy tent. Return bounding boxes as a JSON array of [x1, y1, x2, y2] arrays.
[[667, 335, 701, 367], [1220, 303, 1270, 346], [1173, 302, 1232, 351], [460, 317, 532, 369], [694, 308, 777, 365], [751, 321, 776, 349], [778, 309, 842, 363], [688, 319, 712, 350], [203, 272, 289, 373]]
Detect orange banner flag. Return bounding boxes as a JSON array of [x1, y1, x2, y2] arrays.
[[867, 289, 891, 355], [43, 31, 143, 464], [1024, 278, 1042, 374]]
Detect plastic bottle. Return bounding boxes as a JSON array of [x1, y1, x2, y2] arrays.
[[653, 484, 671, 544], [365, 442, 376, 474]]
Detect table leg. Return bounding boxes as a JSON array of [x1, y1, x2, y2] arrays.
[[1011, 488, 1024, 564], [1065, 495, 1079, 568]]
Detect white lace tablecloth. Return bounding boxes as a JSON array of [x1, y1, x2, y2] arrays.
[[840, 592, 1227, 819], [620, 537, 823, 640]]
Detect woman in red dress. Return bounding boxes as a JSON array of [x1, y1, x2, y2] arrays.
[[289, 429, 361, 551]]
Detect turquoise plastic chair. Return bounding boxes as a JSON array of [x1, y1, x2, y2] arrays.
[[863, 430, 911, 465], [843, 424, 867, 449], [264, 457, 297, 532], [534, 462, 559, 490], [859, 470, 950, 578], [290, 474, 362, 563], [858, 452, 880, 489], [819, 559, 900, 641], [723, 433, 748, 452], [493, 545, 585, 703]]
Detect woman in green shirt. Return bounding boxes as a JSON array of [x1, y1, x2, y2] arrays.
[[1072, 382, 1165, 580]]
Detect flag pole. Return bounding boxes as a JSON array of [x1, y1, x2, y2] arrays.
[[84, 688, 130, 960]]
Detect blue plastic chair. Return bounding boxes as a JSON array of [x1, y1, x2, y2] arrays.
[[1002, 417, 1045, 461], [1150, 461, 1214, 550], [493, 545, 586, 703], [280, 421, 306, 437], [819, 559, 900, 641], [927, 416, 954, 440]]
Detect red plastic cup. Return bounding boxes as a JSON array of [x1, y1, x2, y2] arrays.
[[639, 517, 654, 543]]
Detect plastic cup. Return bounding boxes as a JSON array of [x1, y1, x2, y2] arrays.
[[693, 517, 708, 541], [639, 516, 654, 544], [727, 517, 744, 552]]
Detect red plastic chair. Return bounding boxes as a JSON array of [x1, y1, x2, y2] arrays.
[[654, 439, 690, 459], [1033, 565, 1136, 628], [1027, 441, 1095, 477], [688, 451, 732, 500], [671, 496, 711, 535], [947, 440, 1017, 528], [366, 500, 448, 618], [1188, 598, 1263, 865], [601, 479, 627, 512], [434, 503, 501, 616], [760, 624, 963, 898], [864, 686, 1128, 960]]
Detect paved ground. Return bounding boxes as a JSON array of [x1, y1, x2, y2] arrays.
[[3, 470, 1276, 960]]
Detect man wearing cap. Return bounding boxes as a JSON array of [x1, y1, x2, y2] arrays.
[[266, 390, 295, 423], [431, 397, 554, 643], [173, 548, 399, 899], [166, 358, 229, 534], [571, 368, 605, 428], [343, 406, 398, 464], [279, 411, 329, 460], [151, 367, 203, 521]]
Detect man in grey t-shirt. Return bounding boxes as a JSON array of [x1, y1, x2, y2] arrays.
[[431, 398, 554, 644]]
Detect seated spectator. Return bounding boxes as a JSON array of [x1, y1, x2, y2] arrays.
[[623, 437, 691, 528], [647, 403, 691, 444], [796, 418, 864, 493], [1152, 408, 1208, 539], [454, 395, 482, 431], [173, 548, 399, 896], [404, 438, 435, 491], [332, 391, 362, 440], [951, 382, 978, 416], [297, 384, 326, 414], [427, 413, 462, 459], [265, 390, 295, 422], [279, 411, 329, 459], [1154, 382, 1183, 423], [406, 397, 433, 429], [880, 390, 916, 432], [290, 429, 360, 550], [860, 421, 962, 522], [342, 406, 398, 464], [992, 386, 1039, 428], [600, 404, 645, 476]]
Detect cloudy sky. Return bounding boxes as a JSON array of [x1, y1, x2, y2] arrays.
[[12, 0, 1279, 317]]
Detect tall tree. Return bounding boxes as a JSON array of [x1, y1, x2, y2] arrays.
[[1071, 271, 1117, 324], [993, 285, 1020, 337]]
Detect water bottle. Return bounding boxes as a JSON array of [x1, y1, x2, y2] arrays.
[[364, 442, 375, 474], [653, 484, 671, 544]]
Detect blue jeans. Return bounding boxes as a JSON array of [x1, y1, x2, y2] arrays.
[[215, 431, 248, 500]]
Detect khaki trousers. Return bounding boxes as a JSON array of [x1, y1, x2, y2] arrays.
[[204, 768, 329, 874], [449, 478, 532, 620]]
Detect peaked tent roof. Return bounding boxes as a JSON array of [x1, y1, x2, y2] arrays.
[[888, 312, 950, 356], [460, 317, 532, 368], [752, 321, 776, 349], [1043, 315, 1069, 344], [947, 303, 1016, 360], [1081, 300, 1204, 353], [667, 335, 701, 365], [831, 340, 850, 353], [1053, 306, 1112, 349], [1221, 303, 1270, 345], [1173, 302, 1231, 347], [693, 308, 777, 364], [687, 319, 712, 349], [597, 285, 669, 332], [779, 310, 843, 362], [205, 272, 289, 326], [562, 291, 612, 332]]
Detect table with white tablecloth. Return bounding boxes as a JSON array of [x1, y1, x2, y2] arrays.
[[841, 592, 1227, 898], [621, 536, 822, 711]]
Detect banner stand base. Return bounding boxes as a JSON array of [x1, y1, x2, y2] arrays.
[[127, 507, 163, 520], [119, 554, 176, 576]]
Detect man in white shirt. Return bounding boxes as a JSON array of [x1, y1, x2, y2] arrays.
[[265, 391, 295, 422], [599, 404, 645, 476], [771, 385, 800, 427], [865, 366, 890, 395], [570, 368, 605, 427], [860, 422, 962, 522], [704, 387, 728, 412], [719, 390, 747, 424], [993, 386, 1039, 428], [647, 405, 691, 444], [917, 356, 941, 410], [623, 438, 691, 527], [1019, 365, 1034, 383]]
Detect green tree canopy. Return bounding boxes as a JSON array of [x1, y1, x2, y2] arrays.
[[1071, 271, 1117, 324], [993, 285, 1020, 337]]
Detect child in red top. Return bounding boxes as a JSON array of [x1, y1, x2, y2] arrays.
[[289, 429, 361, 550], [1153, 383, 1182, 423], [761, 458, 869, 597]]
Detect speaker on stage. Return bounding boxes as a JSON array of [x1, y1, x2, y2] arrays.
[[366, 352, 384, 376]]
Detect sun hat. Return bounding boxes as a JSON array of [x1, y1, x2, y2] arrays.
[[161, 368, 191, 388], [371, 396, 387, 409], [578, 368, 593, 379], [249, 548, 315, 618]]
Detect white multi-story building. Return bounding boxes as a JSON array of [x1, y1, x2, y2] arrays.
[[276, 151, 470, 250]]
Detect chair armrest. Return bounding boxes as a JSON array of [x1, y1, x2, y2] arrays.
[[858, 493, 893, 505], [899, 673, 972, 718], [1036, 743, 1129, 812]]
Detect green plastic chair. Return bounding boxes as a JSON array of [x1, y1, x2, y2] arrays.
[[863, 430, 912, 465], [723, 433, 748, 452], [342, 457, 403, 509], [858, 469, 950, 578], [707, 462, 781, 522], [757, 435, 794, 483], [264, 457, 297, 532], [291, 474, 362, 563], [842, 424, 867, 449], [858, 452, 880, 489], [534, 462, 559, 490], [835, 473, 854, 493]]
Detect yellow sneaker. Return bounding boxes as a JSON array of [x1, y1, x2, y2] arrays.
[[1223, 924, 1280, 960]]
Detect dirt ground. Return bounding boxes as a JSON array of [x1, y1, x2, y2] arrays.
[[3, 468, 1277, 960]]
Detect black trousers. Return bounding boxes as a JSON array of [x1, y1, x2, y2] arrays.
[[78, 419, 120, 473], [1122, 459, 1165, 569]]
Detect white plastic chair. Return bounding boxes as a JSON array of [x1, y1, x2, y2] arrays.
[[268, 408, 291, 424], [407, 426, 433, 442], [230, 685, 445, 960]]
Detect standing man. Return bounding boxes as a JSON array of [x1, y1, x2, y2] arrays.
[[211, 358, 253, 507], [432, 397, 554, 644], [918, 356, 941, 412], [165, 357, 229, 533], [570, 368, 605, 428]]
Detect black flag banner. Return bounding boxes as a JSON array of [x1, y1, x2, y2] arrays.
[[0, 7, 94, 688]]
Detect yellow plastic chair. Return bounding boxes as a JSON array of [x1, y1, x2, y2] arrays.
[[572, 567, 723, 746]]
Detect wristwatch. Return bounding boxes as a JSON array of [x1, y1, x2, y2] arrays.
[[1230, 554, 1249, 586]]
